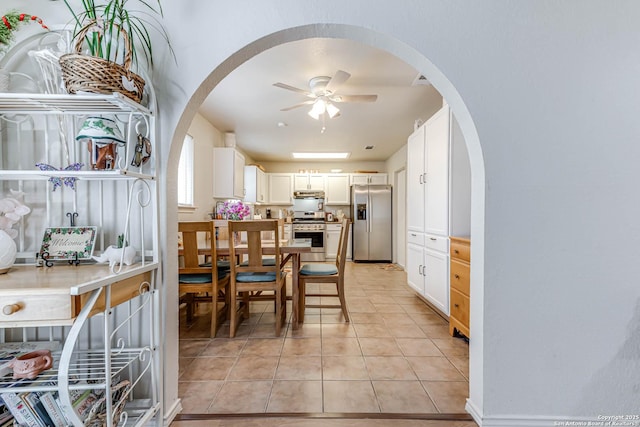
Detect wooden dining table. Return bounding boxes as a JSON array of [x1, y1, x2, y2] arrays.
[[185, 238, 312, 329]]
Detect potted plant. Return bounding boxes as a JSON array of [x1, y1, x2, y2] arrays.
[[59, 0, 173, 103]]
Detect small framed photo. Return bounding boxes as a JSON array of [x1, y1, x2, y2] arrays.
[[39, 227, 98, 262]]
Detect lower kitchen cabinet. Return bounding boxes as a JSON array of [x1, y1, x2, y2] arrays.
[[325, 222, 351, 260], [449, 236, 470, 338], [406, 235, 449, 316]]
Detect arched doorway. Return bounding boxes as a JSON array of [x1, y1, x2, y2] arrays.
[[166, 23, 485, 421]]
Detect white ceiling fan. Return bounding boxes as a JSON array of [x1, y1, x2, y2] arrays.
[[274, 70, 378, 120]]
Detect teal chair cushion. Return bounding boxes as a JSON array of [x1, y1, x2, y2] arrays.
[[240, 258, 276, 266], [199, 260, 231, 270], [179, 270, 228, 283], [235, 271, 286, 282], [300, 263, 338, 276]]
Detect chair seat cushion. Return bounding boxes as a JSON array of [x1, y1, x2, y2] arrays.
[[179, 270, 228, 284], [240, 257, 276, 266], [299, 263, 338, 276], [235, 271, 286, 282], [199, 260, 231, 270]]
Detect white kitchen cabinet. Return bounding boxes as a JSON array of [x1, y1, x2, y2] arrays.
[[407, 124, 426, 233], [405, 104, 470, 316], [294, 173, 325, 191], [283, 223, 292, 241], [406, 243, 425, 294], [244, 165, 267, 204], [325, 174, 351, 205], [214, 147, 245, 199], [325, 222, 352, 260], [268, 173, 293, 205], [350, 173, 387, 186]]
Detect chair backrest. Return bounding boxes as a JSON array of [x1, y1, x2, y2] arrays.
[[229, 220, 281, 275], [335, 218, 351, 273], [178, 221, 219, 277]]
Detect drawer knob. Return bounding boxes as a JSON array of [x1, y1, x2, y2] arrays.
[[454, 303, 460, 308], [454, 249, 459, 254], [430, 237, 436, 241], [455, 274, 460, 279], [3, 303, 22, 315]]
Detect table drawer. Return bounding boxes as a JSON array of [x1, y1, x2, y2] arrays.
[[450, 239, 470, 262], [407, 231, 424, 246], [424, 234, 449, 252], [1, 294, 72, 323], [450, 258, 470, 295], [450, 288, 470, 328]]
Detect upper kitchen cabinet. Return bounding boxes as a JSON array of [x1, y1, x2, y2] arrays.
[[244, 165, 267, 204], [325, 174, 351, 205], [350, 173, 387, 186], [294, 173, 325, 191], [213, 147, 245, 199], [268, 173, 293, 205]]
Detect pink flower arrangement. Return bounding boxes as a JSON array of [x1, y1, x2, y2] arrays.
[[217, 200, 250, 220]]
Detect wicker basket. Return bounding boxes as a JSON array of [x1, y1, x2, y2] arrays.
[[59, 22, 145, 104]]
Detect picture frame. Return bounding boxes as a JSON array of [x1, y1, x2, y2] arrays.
[[39, 226, 97, 264]]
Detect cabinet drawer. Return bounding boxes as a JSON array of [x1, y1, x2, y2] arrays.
[[450, 259, 470, 296], [1, 294, 72, 324], [450, 288, 470, 328], [424, 234, 449, 252], [450, 239, 470, 262], [407, 231, 424, 246]]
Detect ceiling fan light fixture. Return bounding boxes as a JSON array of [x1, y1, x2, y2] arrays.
[[326, 102, 340, 118], [308, 98, 327, 120]]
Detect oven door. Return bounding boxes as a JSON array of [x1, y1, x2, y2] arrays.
[[293, 229, 325, 261]]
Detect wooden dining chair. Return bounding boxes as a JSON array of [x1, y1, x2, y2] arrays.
[[178, 221, 230, 337], [298, 218, 350, 322], [228, 220, 287, 338]]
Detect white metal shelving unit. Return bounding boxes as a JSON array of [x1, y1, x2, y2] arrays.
[[0, 33, 162, 426]]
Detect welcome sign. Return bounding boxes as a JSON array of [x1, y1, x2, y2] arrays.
[[39, 226, 97, 260]]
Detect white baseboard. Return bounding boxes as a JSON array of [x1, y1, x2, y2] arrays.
[[473, 412, 610, 427], [163, 398, 183, 427]]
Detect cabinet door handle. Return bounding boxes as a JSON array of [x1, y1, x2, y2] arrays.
[[454, 274, 460, 279], [419, 174, 423, 184], [3, 303, 22, 315], [430, 237, 436, 241], [454, 303, 460, 308], [411, 233, 417, 237]]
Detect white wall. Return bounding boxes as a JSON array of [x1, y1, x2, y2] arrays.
[[10, 1, 640, 426]]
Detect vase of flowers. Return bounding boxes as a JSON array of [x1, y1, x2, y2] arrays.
[[0, 190, 31, 273], [217, 200, 251, 220]]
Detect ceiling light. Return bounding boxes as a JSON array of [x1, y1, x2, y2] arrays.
[[308, 98, 340, 120], [331, 169, 343, 173], [292, 152, 351, 159], [326, 102, 340, 118]]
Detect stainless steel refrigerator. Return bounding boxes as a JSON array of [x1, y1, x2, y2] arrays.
[[351, 185, 392, 262]]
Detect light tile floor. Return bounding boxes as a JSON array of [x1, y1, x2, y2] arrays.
[[177, 262, 470, 416]]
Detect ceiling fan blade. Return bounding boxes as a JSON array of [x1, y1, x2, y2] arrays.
[[273, 82, 315, 98], [325, 70, 351, 94], [331, 94, 378, 103], [280, 100, 315, 111]]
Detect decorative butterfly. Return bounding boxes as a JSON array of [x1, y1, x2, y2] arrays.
[[35, 163, 84, 191]]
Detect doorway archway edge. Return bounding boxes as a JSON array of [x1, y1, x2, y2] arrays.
[[163, 21, 486, 423]]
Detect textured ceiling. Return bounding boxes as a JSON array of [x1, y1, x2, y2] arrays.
[[198, 37, 443, 163]]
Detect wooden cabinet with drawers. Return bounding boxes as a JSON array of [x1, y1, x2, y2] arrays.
[[449, 236, 470, 338]]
